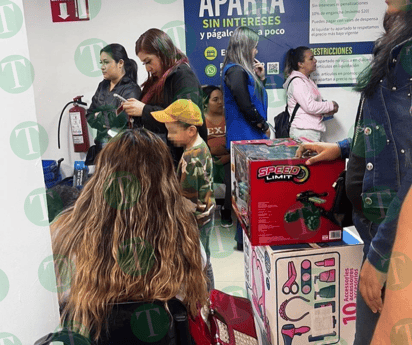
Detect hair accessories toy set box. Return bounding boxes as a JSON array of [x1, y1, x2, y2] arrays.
[[231, 138, 345, 246], [243, 229, 363, 345]]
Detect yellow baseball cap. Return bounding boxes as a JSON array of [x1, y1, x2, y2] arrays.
[[151, 99, 203, 126]]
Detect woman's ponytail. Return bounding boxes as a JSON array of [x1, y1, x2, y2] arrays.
[[100, 43, 138, 84], [125, 58, 138, 84], [284, 46, 309, 77]]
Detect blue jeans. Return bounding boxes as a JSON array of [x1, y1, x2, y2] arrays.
[[353, 212, 382, 345], [235, 221, 243, 244]]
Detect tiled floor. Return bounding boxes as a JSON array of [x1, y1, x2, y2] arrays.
[[209, 208, 246, 298]]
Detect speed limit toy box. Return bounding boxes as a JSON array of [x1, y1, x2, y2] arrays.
[[243, 228, 364, 345], [231, 139, 345, 246]]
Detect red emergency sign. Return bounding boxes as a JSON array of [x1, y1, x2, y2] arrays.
[[50, 0, 90, 23]]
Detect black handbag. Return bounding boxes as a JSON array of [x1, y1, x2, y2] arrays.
[[274, 76, 300, 138], [329, 170, 353, 227], [326, 96, 365, 228], [34, 299, 194, 345]]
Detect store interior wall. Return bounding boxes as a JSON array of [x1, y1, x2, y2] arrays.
[[1, 0, 381, 343], [1, 0, 60, 343], [23, 0, 367, 178]]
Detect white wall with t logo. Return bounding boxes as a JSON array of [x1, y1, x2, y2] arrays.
[[0, 0, 60, 343], [1, 0, 188, 343]]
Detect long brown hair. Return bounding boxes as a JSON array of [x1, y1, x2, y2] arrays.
[[355, 8, 412, 98], [52, 128, 208, 340], [136, 28, 188, 104]]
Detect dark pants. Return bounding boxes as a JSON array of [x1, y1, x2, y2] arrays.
[[353, 279, 382, 345], [352, 212, 382, 345], [223, 161, 232, 211]]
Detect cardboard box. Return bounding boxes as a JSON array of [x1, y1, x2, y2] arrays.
[[231, 139, 345, 246], [243, 229, 364, 345]]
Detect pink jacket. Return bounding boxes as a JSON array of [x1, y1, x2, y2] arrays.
[[283, 71, 334, 132]]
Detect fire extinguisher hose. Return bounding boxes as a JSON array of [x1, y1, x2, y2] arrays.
[[58, 101, 75, 149]]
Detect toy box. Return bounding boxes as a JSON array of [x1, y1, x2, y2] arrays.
[[243, 229, 364, 345], [231, 139, 345, 246]]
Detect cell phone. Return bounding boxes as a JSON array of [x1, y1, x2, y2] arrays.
[[113, 93, 127, 103], [116, 104, 124, 116]]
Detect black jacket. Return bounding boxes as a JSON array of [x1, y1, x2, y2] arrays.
[[139, 64, 208, 165], [86, 76, 141, 119]]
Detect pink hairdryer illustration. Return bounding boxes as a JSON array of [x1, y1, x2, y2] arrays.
[[314, 269, 336, 284], [282, 324, 310, 345]]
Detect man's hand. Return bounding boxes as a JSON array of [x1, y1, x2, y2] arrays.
[[295, 142, 341, 165], [359, 259, 387, 313]]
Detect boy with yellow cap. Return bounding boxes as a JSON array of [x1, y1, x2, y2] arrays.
[[152, 99, 215, 290]]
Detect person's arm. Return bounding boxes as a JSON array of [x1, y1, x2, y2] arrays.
[[290, 78, 334, 115], [224, 66, 269, 133], [141, 103, 168, 133], [337, 138, 352, 159], [370, 187, 412, 345], [215, 153, 230, 165], [357, 163, 412, 316], [86, 82, 103, 119], [294, 141, 344, 165]]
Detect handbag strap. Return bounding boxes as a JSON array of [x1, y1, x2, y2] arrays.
[[352, 94, 365, 146], [286, 76, 301, 125], [209, 308, 236, 345]]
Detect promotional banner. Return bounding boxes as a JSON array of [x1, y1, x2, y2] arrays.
[[183, 0, 387, 88]]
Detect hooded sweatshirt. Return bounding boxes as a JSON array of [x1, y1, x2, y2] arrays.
[[283, 70, 334, 132]]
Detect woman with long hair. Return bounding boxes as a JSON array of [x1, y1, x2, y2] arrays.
[[123, 28, 208, 165], [283, 46, 338, 141], [222, 26, 269, 250], [86, 44, 141, 158], [51, 128, 208, 342], [296, 1, 412, 343], [222, 26, 270, 146]]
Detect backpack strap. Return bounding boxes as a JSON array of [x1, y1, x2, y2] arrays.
[[286, 76, 301, 126]]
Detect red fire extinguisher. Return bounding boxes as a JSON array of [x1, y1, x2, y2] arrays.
[[58, 95, 90, 152]]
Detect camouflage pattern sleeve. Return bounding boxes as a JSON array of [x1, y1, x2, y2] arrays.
[[177, 140, 216, 226]]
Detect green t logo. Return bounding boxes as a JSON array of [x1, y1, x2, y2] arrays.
[[0, 55, 34, 93], [10, 121, 48, 160], [74, 38, 107, 77], [0, 1, 23, 39]]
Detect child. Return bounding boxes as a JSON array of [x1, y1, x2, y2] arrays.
[[151, 99, 216, 290]]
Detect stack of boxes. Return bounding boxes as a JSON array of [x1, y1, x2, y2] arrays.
[[231, 139, 364, 345]]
